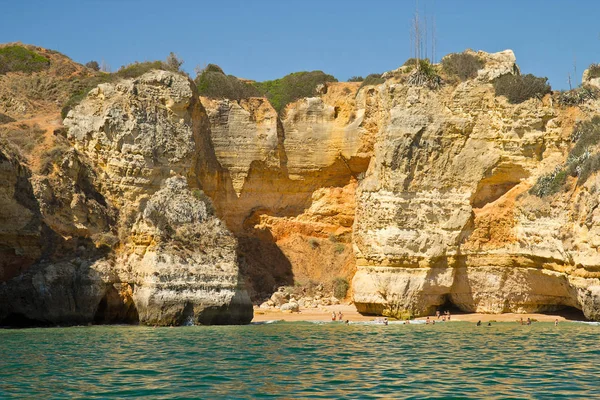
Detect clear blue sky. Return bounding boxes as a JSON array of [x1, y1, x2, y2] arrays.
[[2, 0, 599, 89]]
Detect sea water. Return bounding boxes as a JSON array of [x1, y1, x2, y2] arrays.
[[1, 321, 599, 399]]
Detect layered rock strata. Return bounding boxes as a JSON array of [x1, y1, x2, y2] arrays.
[[352, 52, 600, 319], [0, 71, 252, 326]]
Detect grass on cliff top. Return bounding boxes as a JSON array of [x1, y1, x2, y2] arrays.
[[0, 45, 51, 75], [253, 71, 338, 113], [493, 73, 551, 104], [531, 116, 600, 196], [358, 73, 385, 89], [61, 57, 188, 119], [195, 64, 261, 101], [588, 64, 600, 80], [195, 67, 338, 113]]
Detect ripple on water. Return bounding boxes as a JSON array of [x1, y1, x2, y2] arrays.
[[0, 322, 599, 398]]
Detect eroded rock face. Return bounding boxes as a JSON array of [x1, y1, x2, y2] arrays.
[[352, 51, 600, 319], [0, 71, 252, 326], [200, 83, 371, 298]]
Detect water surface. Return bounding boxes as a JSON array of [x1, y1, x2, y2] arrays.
[[1, 321, 598, 398]]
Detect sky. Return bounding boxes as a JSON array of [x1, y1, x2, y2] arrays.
[[1, 0, 599, 89]]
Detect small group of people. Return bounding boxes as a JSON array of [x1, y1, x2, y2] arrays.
[[435, 310, 451, 321], [374, 317, 388, 325], [331, 311, 344, 321], [476, 320, 492, 326], [519, 318, 532, 326]]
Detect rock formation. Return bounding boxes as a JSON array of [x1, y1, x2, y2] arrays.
[[351, 53, 600, 320], [0, 69, 252, 326], [2, 43, 600, 324]]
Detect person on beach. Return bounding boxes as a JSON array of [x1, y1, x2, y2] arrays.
[[338, 311, 343, 321], [555, 319, 558, 326], [436, 310, 441, 319], [527, 318, 531, 325], [426, 316, 430, 325], [332, 312, 336, 321]]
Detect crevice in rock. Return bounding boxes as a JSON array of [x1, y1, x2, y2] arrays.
[[180, 302, 194, 326], [93, 284, 139, 325]]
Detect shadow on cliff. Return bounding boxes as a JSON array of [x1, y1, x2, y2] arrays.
[[0, 150, 139, 328], [236, 232, 294, 301]]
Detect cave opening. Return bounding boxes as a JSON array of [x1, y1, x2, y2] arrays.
[[93, 286, 139, 325], [542, 306, 588, 321], [0, 313, 47, 328], [436, 294, 465, 315]]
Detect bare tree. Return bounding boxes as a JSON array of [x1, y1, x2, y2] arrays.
[[165, 52, 184, 72], [100, 59, 111, 73]]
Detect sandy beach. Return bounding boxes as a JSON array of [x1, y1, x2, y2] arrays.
[[251, 303, 582, 323]]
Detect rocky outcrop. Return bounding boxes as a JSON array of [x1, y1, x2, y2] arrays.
[[0, 71, 252, 326], [352, 51, 600, 320], [2, 45, 600, 324]]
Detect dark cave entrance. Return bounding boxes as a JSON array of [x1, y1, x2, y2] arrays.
[[93, 285, 139, 325], [542, 306, 588, 321], [0, 313, 47, 328], [436, 295, 465, 315]]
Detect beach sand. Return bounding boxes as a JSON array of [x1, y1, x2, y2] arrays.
[[251, 303, 583, 323]]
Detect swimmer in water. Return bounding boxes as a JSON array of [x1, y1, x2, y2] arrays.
[[555, 319, 558, 326], [476, 320, 481, 326]]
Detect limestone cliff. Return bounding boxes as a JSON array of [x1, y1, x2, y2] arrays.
[[200, 82, 373, 298], [352, 52, 600, 320], [0, 70, 252, 326], [2, 44, 600, 324]]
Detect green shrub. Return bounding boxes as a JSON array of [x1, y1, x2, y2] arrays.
[[588, 64, 600, 80], [204, 63, 225, 74], [308, 238, 319, 249], [530, 168, 567, 197], [347, 76, 364, 82], [570, 116, 600, 158], [116, 60, 169, 78], [359, 73, 385, 89], [0, 113, 15, 125], [334, 243, 345, 254], [406, 59, 442, 89], [557, 85, 598, 106], [85, 61, 100, 71], [195, 67, 261, 101], [0, 45, 50, 75], [254, 71, 338, 113], [332, 277, 349, 299], [441, 52, 484, 81], [532, 117, 600, 195], [493, 73, 551, 104], [403, 58, 430, 67]]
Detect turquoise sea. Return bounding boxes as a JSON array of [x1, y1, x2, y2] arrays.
[[1, 321, 599, 399]]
